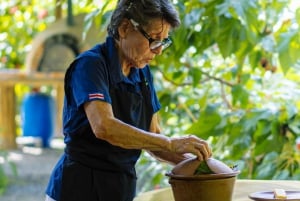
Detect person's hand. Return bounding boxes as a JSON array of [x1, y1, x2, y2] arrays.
[[170, 135, 212, 161]]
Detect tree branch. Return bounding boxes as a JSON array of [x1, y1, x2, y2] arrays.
[[220, 82, 233, 110], [200, 70, 234, 87], [156, 64, 235, 88], [156, 69, 191, 86], [178, 99, 198, 123]]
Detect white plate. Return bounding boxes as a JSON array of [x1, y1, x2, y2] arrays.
[[249, 191, 300, 201]]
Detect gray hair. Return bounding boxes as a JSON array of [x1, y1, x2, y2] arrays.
[[107, 0, 181, 40]]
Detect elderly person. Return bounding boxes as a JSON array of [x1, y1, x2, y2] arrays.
[[45, 0, 212, 201]]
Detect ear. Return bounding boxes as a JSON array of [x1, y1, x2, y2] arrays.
[[118, 19, 131, 39]]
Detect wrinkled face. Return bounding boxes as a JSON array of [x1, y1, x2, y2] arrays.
[[118, 18, 171, 68]]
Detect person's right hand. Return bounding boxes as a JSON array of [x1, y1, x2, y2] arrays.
[[169, 135, 212, 161]]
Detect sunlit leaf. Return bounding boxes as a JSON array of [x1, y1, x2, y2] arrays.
[[186, 104, 222, 138], [190, 68, 202, 87], [254, 152, 278, 179], [231, 84, 249, 107]]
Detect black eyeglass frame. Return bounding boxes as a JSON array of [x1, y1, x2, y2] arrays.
[[130, 19, 172, 51]]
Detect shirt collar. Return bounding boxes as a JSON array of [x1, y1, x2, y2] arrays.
[[105, 36, 141, 85], [123, 67, 141, 85]]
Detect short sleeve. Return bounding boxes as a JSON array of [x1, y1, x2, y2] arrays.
[[70, 56, 112, 108]]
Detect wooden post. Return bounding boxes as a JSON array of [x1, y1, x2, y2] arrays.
[[55, 0, 63, 21], [54, 83, 64, 137], [0, 84, 17, 149]]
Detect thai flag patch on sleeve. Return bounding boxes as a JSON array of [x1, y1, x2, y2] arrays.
[[88, 93, 105, 100]]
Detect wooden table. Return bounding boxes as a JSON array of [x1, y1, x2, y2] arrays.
[[0, 70, 64, 149], [134, 179, 300, 201]]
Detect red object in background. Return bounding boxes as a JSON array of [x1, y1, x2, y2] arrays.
[[38, 9, 48, 19], [9, 6, 18, 14], [296, 137, 300, 151], [1, 56, 7, 63]]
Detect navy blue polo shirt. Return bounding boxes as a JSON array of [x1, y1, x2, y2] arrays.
[[63, 36, 161, 137], [46, 37, 162, 201]]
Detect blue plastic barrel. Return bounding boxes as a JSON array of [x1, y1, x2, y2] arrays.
[[21, 92, 55, 147]]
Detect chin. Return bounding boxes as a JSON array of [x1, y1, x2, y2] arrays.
[[135, 62, 148, 69]]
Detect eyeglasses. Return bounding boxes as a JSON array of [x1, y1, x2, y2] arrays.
[[130, 19, 172, 51]]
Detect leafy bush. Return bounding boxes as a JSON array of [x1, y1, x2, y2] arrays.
[[137, 0, 300, 192], [0, 151, 17, 195]]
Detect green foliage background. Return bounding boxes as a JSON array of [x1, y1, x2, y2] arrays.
[[1, 0, 300, 194]]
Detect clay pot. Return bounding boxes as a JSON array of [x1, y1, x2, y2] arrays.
[[166, 171, 239, 201], [168, 157, 239, 201]]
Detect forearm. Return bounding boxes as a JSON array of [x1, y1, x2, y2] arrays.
[[93, 117, 172, 152], [85, 101, 212, 160], [148, 151, 191, 165]]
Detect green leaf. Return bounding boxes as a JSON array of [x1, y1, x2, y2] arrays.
[[254, 152, 278, 179], [194, 161, 214, 174], [296, 8, 300, 25], [231, 84, 249, 108], [242, 109, 274, 132], [0, 166, 8, 195], [83, 9, 100, 40], [189, 68, 202, 87], [216, 17, 242, 58], [253, 120, 271, 141], [186, 105, 222, 138], [273, 170, 290, 180], [183, 8, 203, 27], [159, 93, 172, 106], [277, 31, 298, 73]]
